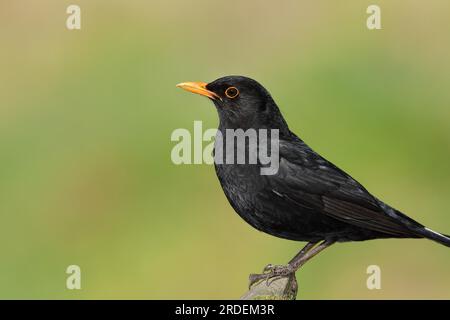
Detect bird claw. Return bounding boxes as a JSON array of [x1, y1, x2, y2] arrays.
[[248, 273, 267, 288], [262, 263, 274, 273], [248, 264, 294, 288]]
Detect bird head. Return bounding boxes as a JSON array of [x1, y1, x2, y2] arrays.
[[177, 76, 289, 133]]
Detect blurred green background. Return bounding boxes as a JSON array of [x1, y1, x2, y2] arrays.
[[0, 0, 449, 299]]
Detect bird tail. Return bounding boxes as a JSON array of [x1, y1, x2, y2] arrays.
[[414, 227, 450, 247], [374, 200, 450, 247]]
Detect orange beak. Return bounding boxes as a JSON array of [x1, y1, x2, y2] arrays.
[[176, 81, 221, 101]]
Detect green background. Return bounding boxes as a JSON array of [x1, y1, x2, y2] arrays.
[[1, 0, 449, 299]]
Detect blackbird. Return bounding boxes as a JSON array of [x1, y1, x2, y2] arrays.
[[176, 76, 450, 285]]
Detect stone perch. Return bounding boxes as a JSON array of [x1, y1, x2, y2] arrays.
[[240, 273, 298, 300]]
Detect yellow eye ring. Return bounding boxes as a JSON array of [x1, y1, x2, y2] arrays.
[[225, 87, 239, 99]]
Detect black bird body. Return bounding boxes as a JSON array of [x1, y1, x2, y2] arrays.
[[216, 132, 422, 243], [177, 76, 450, 249]]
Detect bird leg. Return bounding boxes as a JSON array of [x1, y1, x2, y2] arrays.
[[248, 240, 334, 288]]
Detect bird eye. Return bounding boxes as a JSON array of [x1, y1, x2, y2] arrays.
[[225, 87, 239, 99]]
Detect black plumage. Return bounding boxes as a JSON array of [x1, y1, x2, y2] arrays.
[[177, 76, 450, 283]]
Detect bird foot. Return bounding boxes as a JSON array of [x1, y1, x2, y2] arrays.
[[248, 264, 295, 288]]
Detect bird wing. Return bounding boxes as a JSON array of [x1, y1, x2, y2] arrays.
[[264, 138, 417, 236]]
